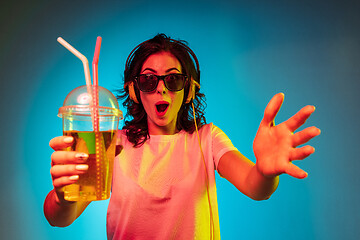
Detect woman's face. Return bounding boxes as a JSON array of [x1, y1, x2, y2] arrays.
[[139, 51, 185, 135]]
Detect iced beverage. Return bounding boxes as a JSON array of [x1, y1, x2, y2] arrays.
[[58, 85, 122, 201], [63, 130, 117, 201]]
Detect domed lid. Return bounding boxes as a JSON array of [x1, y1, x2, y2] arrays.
[[58, 85, 123, 120]]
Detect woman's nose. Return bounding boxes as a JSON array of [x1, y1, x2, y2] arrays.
[[156, 79, 167, 94]]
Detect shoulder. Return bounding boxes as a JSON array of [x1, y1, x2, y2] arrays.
[[198, 123, 235, 146], [198, 122, 213, 132], [198, 122, 223, 135], [195, 122, 221, 140]]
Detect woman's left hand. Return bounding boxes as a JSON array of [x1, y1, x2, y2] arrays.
[[253, 93, 321, 179]]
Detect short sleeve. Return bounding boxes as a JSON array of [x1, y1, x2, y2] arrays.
[[210, 124, 238, 170]]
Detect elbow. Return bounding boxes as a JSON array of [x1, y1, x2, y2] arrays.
[[246, 191, 274, 201], [43, 191, 77, 228], [50, 222, 73, 228], [250, 195, 272, 201], [44, 212, 75, 228]]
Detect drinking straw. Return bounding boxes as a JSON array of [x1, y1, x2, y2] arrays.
[[57, 37, 95, 133], [58, 36, 107, 200], [57, 37, 93, 103], [92, 36, 103, 200], [92, 36, 102, 87], [92, 36, 102, 132]]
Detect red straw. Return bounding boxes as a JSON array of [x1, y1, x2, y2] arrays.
[[92, 36, 102, 132], [92, 36, 102, 200], [92, 36, 102, 87]]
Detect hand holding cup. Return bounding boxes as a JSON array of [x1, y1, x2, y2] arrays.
[[49, 136, 89, 202]]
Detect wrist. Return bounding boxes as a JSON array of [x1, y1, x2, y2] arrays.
[[254, 162, 279, 179]]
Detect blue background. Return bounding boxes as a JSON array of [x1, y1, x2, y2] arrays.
[[1, 0, 359, 239]]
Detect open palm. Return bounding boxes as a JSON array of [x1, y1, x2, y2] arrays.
[[253, 93, 321, 179]]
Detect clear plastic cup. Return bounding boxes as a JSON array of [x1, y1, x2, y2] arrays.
[[58, 85, 123, 201]]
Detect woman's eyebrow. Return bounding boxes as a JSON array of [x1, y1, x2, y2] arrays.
[[141, 67, 156, 73], [141, 67, 181, 74], [165, 68, 180, 73]]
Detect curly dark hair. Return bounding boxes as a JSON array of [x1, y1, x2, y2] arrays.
[[117, 33, 207, 147]]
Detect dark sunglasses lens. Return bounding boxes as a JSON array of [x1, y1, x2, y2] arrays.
[[165, 74, 186, 91], [138, 75, 158, 91]]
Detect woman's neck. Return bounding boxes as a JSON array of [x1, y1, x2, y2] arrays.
[[147, 121, 179, 135]]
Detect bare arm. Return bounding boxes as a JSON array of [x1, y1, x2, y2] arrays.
[[218, 150, 279, 200], [43, 136, 91, 227], [44, 189, 90, 227], [218, 93, 320, 200]]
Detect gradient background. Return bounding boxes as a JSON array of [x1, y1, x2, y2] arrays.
[[1, 0, 359, 239]]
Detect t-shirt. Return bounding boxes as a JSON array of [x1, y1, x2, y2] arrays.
[[107, 123, 237, 239]]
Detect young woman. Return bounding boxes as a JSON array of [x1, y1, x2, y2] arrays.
[[44, 34, 320, 239]]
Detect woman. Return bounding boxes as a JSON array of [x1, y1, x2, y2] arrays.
[[44, 34, 320, 239]]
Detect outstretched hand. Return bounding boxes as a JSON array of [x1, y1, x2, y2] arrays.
[[253, 93, 320, 179]]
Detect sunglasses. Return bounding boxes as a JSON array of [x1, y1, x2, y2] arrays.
[[135, 73, 188, 92]]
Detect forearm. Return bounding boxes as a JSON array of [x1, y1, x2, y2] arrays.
[[43, 189, 90, 227], [218, 150, 279, 201]]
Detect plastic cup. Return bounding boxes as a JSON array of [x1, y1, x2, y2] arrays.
[[58, 85, 123, 201]]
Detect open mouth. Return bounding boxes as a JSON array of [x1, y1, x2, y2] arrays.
[[155, 102, 169, 115]]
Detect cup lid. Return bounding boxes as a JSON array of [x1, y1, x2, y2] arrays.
[[58, 85, 123, 120]]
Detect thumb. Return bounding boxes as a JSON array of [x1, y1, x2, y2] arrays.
[[262, 93, 284, 126]]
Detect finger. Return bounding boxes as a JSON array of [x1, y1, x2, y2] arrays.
[[53, 175, 80, 189], [292, 126, 321, 147], [262, 93, 285, 126], [284, 105, 315, 132], [51, 151, 88, 165], [285, 163, 308, 179], [50, 164, 88, 179], [49, 136, 74, 151], [290, 145, 315, 160]]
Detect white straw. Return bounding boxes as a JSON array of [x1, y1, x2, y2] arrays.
[[57, 37, 93, 100], [57, 37, 95, 130]]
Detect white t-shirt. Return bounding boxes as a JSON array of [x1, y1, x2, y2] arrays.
[[107, 123, 237, 239]]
